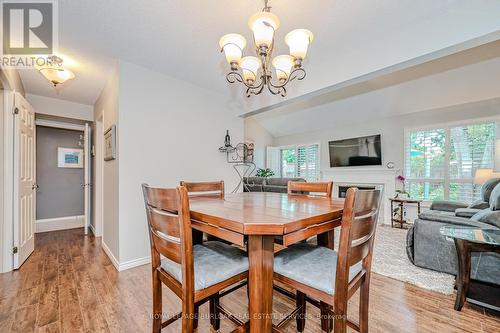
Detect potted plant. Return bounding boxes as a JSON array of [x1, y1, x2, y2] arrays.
[[395, 174, 410, 199], [255, 168, 275, 178]]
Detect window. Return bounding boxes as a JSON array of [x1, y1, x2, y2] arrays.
[[274, 144, 319, 181], [405, 121, 497, 201]]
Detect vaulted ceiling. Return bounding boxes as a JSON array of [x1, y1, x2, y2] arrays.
[[16, 0, 500, 111]]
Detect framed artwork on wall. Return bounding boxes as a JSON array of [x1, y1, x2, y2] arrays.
[[104, 125, 116, 161], [57, 147, 84, 168]]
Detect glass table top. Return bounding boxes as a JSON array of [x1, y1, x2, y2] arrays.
[[440, 227, 500, 246]]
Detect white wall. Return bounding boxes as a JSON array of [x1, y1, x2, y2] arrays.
[[94, 64, 120, 262], [117, 61, 244, 265], [0, 68, 25, 96], [273, 98, 500, 173], [244, 118, 275, 169], [27, 94, 93, 121]]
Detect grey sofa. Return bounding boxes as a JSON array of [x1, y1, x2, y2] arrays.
[[243, 177, 305, 193], [407, 178, 500, 285]]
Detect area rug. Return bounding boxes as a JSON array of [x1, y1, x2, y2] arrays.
[[370, 226, 455, 295]]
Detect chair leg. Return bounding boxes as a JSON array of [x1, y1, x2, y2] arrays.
[[182, 298, 195, 333], [193, 304, 199, 329], [152, 271, 162, 333], [359, 279, 370, 333], [209, 293, 221, 331], [296, 291, 306, 332], [320, 301, 333, 333], [333, 303, 347, 333]]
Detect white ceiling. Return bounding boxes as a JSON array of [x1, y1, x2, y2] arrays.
[[252, 55, 500, 137], [17, 0, 500, 108]]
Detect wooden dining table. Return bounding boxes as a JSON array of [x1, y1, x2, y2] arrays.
[[188, 192, 344, 333]]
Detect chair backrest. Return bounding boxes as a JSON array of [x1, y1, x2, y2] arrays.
[[142, 184, 194, 286], [180, 180, 224, 199], [335, 187, 382, 294], [287, 181, 333, 197]]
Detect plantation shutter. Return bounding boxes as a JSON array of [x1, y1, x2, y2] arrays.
[[297, 144, 319, 181], [266, 146, 280, 177]]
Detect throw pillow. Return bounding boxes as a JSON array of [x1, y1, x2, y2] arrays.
[[471, 209, 500, 228], [489, 183, 500, 211]]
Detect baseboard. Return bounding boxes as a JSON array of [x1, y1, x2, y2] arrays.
[[88, 223, 98, 236], [119, 256, 151, 271], [101, 241, 120, 271], [35, 215, 85, 233]]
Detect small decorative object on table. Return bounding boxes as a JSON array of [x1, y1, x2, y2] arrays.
[[395, 174, 409, 199], [389, 197, 422, 228], [255, 168, 275, 178]]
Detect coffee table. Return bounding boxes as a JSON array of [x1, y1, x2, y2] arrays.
[[440, 226, 500, 311]]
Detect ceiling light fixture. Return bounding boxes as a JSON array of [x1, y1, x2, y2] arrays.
[[38, 55, 75, 87], [219, 0, 313, 97]]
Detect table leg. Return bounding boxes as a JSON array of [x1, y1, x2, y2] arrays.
[[317, 230, 335, 249], [454, 239, 471, 311], [248, 235, 275, 332]]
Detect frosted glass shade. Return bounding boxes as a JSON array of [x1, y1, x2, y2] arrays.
[[248, 12, 280, 48], [495, 139, 500, 172], [219, 33, 247, 64], [39, 67, 75, 86], [272, 55, 294, 82], [285, 29, 314, 59], [240, 56, 261, 83]]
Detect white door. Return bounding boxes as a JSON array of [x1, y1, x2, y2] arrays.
[[13, 93, 36, 269], [84, 123, 91, 235]]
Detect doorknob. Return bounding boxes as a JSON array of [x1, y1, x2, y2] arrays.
[[32, 184, 39, 190]]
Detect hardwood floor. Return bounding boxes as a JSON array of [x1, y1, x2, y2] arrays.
[[0, 228, 498, 333]]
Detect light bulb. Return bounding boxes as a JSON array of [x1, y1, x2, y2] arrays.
[[248, 12, 280, 49], [272, 55, 294, 82], [240, 56, 261, 83], [219, 34, 247, 65], [285, 29, 314, 60]]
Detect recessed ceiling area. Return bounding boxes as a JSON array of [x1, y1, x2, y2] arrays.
[[251, 40, 500, 137], [15, 0, 500, 109]]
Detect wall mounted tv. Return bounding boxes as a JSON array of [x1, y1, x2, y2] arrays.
[[328, 134, 382, 167]]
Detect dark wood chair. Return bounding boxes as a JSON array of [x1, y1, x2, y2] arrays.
[[287, 181, 333, 197], [273, 187, 382, 333], [180, 180, 224, 199], [142, 184, 248, 333], [180, 180, 225, 243]]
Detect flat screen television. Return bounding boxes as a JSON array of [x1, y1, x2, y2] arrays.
[[329, 134, 382, 167]]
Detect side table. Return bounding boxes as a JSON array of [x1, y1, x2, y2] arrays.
[[389, 197, 422, 228]]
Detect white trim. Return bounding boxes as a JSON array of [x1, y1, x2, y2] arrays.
[[88, 222, 96, 236], [1, 90, 15, 273], [118, 256, 151, 271], [35, 215, 85, 233], [35, 118, 85, 131], [101, 241, 120, 271], [94, 114, 104, 237]]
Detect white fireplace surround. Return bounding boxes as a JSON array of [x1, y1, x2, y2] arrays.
[[320, 168, 398, 225]]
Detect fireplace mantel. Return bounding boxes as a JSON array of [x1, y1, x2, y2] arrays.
[[320, 168, 398, 224]]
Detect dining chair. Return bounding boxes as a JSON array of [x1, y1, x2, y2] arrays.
[[287, 181, 334, 197], [142, 184, 249, 333], [273, 187, 382, 333], [180, 180, 225, 243], [180, 180, 224, 198]]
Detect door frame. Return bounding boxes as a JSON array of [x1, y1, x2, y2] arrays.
[[1, 90, 15, 273], [94, 114, 104, 237]]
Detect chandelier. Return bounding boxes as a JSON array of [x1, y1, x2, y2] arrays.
[[219, 0, 313, 97]]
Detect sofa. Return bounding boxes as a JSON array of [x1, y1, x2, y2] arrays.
[[407, 178, 500, 285], [243, 177, 306, 193]]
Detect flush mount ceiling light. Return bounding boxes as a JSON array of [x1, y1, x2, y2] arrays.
[[38, 55, 75, 87], [219, 0, 313, 97]]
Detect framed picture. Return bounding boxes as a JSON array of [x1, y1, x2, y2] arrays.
[[104, 125, 116, 161], [57, 148, 83, 168]]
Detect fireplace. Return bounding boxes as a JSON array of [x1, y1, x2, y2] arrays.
[[338, 185, 376, 198]]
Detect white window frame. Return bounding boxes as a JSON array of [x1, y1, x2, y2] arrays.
[[404, 116, 500, 202], [277, 143, 321, 181]]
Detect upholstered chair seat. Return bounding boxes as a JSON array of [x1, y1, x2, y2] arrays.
[[274, 243, 362, 295], [161, 241, 249, 291]]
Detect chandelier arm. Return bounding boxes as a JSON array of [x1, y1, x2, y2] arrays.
[[266, 82, 287, 97], [288, 67, 306, 82], [226, 71, 244, 84]]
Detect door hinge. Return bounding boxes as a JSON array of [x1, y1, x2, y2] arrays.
[[13, 107, 19, 115], [12, 246, 18, 254]]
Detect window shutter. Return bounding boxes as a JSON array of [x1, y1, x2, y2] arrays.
[[307, 144, 319, 181], [266, 147, 280, 177]]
